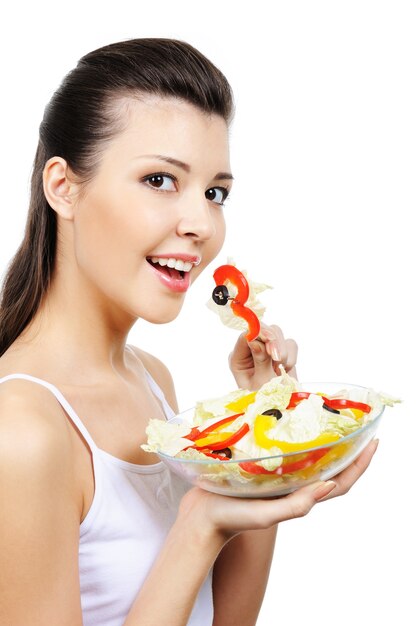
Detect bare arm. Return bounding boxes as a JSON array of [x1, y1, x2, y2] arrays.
[[212, 527, 278, 626], [0, 389, 84, 626], [123, 516, 224, 626], [120, 481, 339, 626]]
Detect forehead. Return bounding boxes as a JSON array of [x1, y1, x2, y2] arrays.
[[104, 95, 230, 166]]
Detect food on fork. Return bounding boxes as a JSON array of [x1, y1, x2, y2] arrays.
[[208, 260, 271, 341]]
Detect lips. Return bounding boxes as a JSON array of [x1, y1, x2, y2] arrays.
[[146, 256, 195, 293], [147, 258, 185, 279]]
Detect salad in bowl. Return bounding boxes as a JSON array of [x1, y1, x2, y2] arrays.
[[142, 368, 398, 497]]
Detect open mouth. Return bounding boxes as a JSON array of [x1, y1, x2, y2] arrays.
[[146, 256, 193, 281]]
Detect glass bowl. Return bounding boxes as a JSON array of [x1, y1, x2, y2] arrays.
[[157, 382, 384, 498]]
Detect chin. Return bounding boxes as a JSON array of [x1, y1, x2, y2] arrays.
[[148, 314, 179, 325], [140, 303, 184, 325]]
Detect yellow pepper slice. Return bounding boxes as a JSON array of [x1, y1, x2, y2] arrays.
[[254, 414, 341, 452], [209, 418, 236, 433], [225, 391, 257, 413], [344, 407, 365, 420]]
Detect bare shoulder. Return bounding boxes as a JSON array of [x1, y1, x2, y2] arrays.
[[0, 377, 72, 442], [0, 379, 84, 624], [0, 377, 76, 490], [128, 345, 179, 413]]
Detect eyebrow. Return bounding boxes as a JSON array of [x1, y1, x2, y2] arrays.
[[135, 154, 234, 181]]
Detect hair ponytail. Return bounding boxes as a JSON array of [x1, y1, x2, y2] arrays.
[[0, 141, 57, 356]]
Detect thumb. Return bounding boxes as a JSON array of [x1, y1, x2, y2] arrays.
[[229, 332, 251, 367], [247, 339, 270, 365], [229, 333, 270, 368]]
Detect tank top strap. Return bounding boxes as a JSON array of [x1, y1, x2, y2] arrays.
[[0, 373, 99, 451], [143, 370, 175, 420]]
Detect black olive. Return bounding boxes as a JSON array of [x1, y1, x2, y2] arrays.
[[212, 284, 230, 306], [262, 408, 283, 420], [323, 403, 340, 414], [216, 447, 232, 459]]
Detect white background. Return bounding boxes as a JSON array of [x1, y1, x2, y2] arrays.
[[1, 1, 415, 624]]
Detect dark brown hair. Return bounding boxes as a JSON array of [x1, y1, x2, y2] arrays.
[[0, 38, 234, 356]]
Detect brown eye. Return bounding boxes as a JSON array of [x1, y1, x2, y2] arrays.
[[205, 187, 229, 205], [149, 175, 164, 188], [144, 174, 176, 191]]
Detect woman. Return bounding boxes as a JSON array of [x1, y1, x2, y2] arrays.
[[0, 38, 378, 625]]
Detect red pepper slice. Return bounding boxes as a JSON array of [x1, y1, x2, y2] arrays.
[[213, 265, 250, 302], [213, 264, 261, 342], [193, 423, 250, 451], [286, 392, 314, 409], [276, 447, 329, 475], [239, 448, 330, 476], [185, 427, 204, 442], [200, 449, 232, 460], [184, 413, 244, 449], [198, 413, 244, 436], [230, 302, 261, 342], [286, 392, 371, 415], [325, 398, 371, 414], [239, 461, 277, 475]]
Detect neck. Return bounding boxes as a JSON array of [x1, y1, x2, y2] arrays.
[[13, 266, 139, 385]]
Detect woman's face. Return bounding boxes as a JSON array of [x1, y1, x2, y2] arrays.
[[70, 96, 232, 324]]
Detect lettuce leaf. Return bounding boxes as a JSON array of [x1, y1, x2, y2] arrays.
[[194, 388, 252, 426], [141, 419, 193, 456], [233, 368, 300, 432]]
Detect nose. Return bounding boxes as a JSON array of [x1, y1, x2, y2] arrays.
[[176, 190, 217, 241]]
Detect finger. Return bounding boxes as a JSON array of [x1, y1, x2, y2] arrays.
[[270, 338, 298, 376], [318, 439, 379, 501], [263, 328, 298, 374], [231, 327, 281, 369], [285, 364, 298, 379], [247, 339, 272, 366], [259, 324, 287, 364], [229, 332, 253, 368], [264, 480, 337, 525], [218, 480, 337, 532], [284, 338, 298, 371]]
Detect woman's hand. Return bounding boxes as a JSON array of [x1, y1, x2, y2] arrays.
[[229, 323, 298, 390], [177, 439, 378, 544]]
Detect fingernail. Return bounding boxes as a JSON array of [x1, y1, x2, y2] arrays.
[[371, 438, 380, 452], [313, 480, 337, 501], [271, 347, 280, 362]]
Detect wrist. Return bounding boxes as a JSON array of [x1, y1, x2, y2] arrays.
[[175, 489, 228, 556]]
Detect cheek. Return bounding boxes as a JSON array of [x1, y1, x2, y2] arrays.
[[73, 192, 139, 283], [209, 211, 226, 258]]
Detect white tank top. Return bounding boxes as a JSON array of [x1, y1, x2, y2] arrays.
[[0, 368, 214, 626]]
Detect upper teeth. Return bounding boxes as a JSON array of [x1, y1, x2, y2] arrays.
[[151, 257, 193, 272]]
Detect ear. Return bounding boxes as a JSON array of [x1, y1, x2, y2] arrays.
[[42, 157, 80, 220]]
